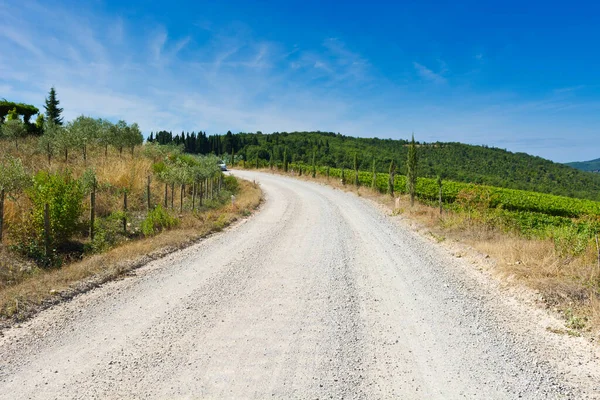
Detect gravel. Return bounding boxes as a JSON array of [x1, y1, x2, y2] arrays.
[[0, 170, 599, 399]]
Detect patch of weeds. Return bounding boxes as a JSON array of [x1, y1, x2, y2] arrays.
[[212, 214, 229, 231], [564, 308, 587, 330], [141, 205, 179, 237], [429, 232, 446, 243], [392, 208, 404, 216]]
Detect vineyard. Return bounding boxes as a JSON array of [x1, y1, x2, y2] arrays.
[[239, 158, 600, 243]]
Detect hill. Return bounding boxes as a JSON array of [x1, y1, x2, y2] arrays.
[[150, 130, 600, 201], [565, 158, 600, 173]]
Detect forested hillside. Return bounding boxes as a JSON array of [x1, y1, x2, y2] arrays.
[[566, 158, 600, 173], [149, 130, 600, 201]]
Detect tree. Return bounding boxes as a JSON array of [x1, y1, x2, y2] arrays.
[[112, 120, 129, 156], [437, 175, 443, 215], [0, 100, 38, 124], [68, 116, 99, 162], [1, 109, 27, 150], [44, 87, 64, 125], [125, 123, 143, 156], [0, 156, 30, 242], [35, 114, 45, 135], [353, 153, 359, 186], [53, 121, 77, 162], [406, 134, 418, 207], [39, 121, 65, 164], [388, 160, 396, 196], [312, 151, 316, 178], [371, 159, 377, 190], [97, 119, 115, 157], [283, 148, 288, 172]]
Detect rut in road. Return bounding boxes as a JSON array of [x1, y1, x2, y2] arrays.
[[0, 170, 599, 399]]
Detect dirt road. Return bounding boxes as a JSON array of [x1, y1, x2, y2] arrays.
[[1, 171, 599, 399]]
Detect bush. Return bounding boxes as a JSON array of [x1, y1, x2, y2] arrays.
[[223, 175, 239, 193], [15, 171, 84, 264], [141, 205, 178, 237], [552, 225, 589, 259]]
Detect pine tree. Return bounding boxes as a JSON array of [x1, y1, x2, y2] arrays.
[[406, 134, 418, 207], [44, 87, 63, 126]]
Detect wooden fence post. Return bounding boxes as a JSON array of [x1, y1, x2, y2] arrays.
[[192, 182, 196, 211], [147, 175, 151, 210], [0, 189, 4, 243], [180, 184, 184, 213], [90, 177, 96, 241], [164, 183, 168, 208], [44, 203, 51, 259], [123, 192, 128, 233], [171, 183, 175, 210]]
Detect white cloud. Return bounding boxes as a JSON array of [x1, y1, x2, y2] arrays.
[[413, 62, 446, 84], [0, 0, 597, 163]]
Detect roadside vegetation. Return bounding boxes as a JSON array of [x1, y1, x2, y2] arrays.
[[232, 144, 600, 338], [0, 90, 262, 324]]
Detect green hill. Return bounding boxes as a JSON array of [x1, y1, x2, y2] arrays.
[[565, 158, 600, 173], [149, 130, 600, 201]]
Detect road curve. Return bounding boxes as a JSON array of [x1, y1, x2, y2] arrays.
[[1, 170, 599, 399]]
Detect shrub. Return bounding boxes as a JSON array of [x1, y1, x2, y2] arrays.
[[552, 225, 589, 259], [223, 175, 240, 193], [141, 205, 178, 237]]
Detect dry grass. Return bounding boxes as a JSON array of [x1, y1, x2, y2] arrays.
[[0, 178, 262, 326], [256, 166, 600, 337]]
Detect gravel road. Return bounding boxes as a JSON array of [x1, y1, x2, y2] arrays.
[[1, 170, 599, 399]]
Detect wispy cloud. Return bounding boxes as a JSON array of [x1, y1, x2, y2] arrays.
[[413, 62, 447, 84], [0, 0, 598, 163]]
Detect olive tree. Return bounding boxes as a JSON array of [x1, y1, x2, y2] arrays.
[[69, 115, 99, 162], [38, 121, 62, 164], [0, 156, 30, 242], [1, 108, 27, 150]]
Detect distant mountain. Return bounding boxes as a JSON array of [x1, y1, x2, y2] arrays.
[[566, 158, 600, 173]]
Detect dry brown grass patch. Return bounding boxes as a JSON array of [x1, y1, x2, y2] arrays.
[[0, 179, 262, 326]]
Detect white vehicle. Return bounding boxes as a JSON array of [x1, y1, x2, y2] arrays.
[[218, 161, 227, 171]]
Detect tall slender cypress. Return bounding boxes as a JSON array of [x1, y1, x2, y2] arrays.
[[406, 134, 418, 207], [354, 153, 359, 186], [371, 159, 377, 190], [388, 160, 396, 197]]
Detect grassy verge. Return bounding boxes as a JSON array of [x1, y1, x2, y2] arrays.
[[254, 166, 600, 339], [0, 178, 262, 327]]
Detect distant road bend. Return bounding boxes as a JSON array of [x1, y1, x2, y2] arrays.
[[1, 170, 599, 399]]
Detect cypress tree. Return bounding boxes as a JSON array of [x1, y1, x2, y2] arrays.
[[312, 151, 316, 178], [388, 160, 396, 197], [371, 159, 377, 190], [283, 148, 288, 172], [354, 153, 359, 186], [44, 87, 63, 126], [406, 134, 418, 207]]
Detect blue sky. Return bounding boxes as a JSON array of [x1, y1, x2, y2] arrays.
[[1, 0, 599, 163]]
